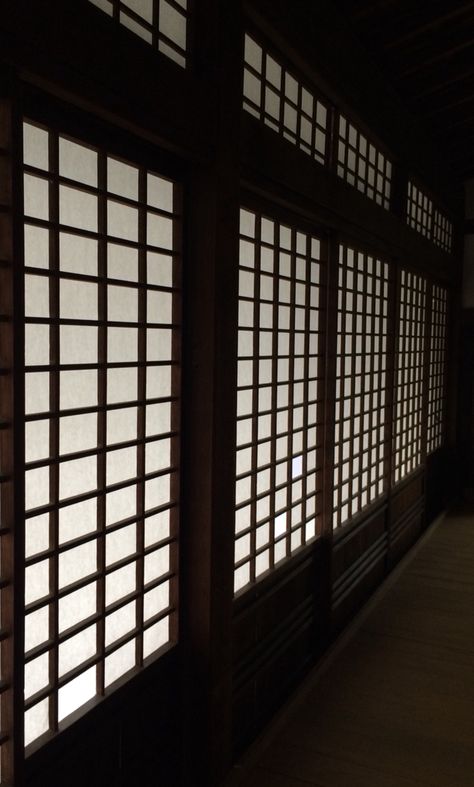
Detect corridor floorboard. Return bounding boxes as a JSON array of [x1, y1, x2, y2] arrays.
[[225, 509, 474, 787]]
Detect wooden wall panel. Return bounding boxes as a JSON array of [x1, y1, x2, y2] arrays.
[[233, 623, 319, 756], [458, 311, 474, 498], [330, 472, 432, 635], [388, 472, 425, 568], [425, 447, 452, 525], [388, 509, 423, 569], [390, 472, 424, 523], [331, 507, 387, 634], [24, 652, 180, 787], [232, 540, 330, 756]]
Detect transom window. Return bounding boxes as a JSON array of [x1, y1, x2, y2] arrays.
[[88, 0, 189, 67], [407, 182, 433, 239], [433, 209, 453, 253], [407, 182, 453, 253], [337, 116, 392, 210], [243, 34, 329, 166]]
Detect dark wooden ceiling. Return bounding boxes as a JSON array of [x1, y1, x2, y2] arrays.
[[335, 0, 474, 181]]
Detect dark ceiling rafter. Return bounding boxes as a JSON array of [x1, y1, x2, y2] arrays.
[[412, 64, 474, 100], [384, 2, 474, 50], [399, 36, 474, 78], [424, 90, 474, 117], [440, 113, 474, 133], [337, 0, 474, 179], [351, 0, 401, 22]]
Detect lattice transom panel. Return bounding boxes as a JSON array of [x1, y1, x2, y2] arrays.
[[243, 34, 329, 166], [337, 116, 392, 210], [88, 0, 189, 67]]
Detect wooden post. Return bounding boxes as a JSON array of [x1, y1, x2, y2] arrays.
[[179, 0, 242, 783]]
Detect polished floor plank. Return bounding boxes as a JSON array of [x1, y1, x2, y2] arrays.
[[224, 510, 474, 786], [258, 744, 433, 787], [225, 766, 321, 787]]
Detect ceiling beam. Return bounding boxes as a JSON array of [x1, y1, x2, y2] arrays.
[[412, 64, 474, 99], [385, 2, 474, 50], [352, 0, 401, 21], [400, 36, 474, 77], [434, 114, 474, 137], [446, 146, 474, 164], [424, 90, 474, 117]]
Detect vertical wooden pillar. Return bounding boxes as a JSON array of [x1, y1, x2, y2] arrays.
[[179, 0, 242, 783], [321, 232, 339, 635], [421, 281, 433, 526], [321, 232, 339, 539], [457, 186, 474, 499], [385, 257, 398, 483], [0, 75, 25, 785], [446, 265, 462, 500], [386, 263, 401, 552], [390, 161, 408, 220]]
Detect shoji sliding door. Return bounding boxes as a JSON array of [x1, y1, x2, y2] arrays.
[[393, 270, 427, 484], [234, 206, 326, 594], [22, 119, 181, 745], [332, 245, 390, 530]]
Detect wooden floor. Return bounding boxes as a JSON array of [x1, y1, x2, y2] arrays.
[[225, 509, 474, 787]]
